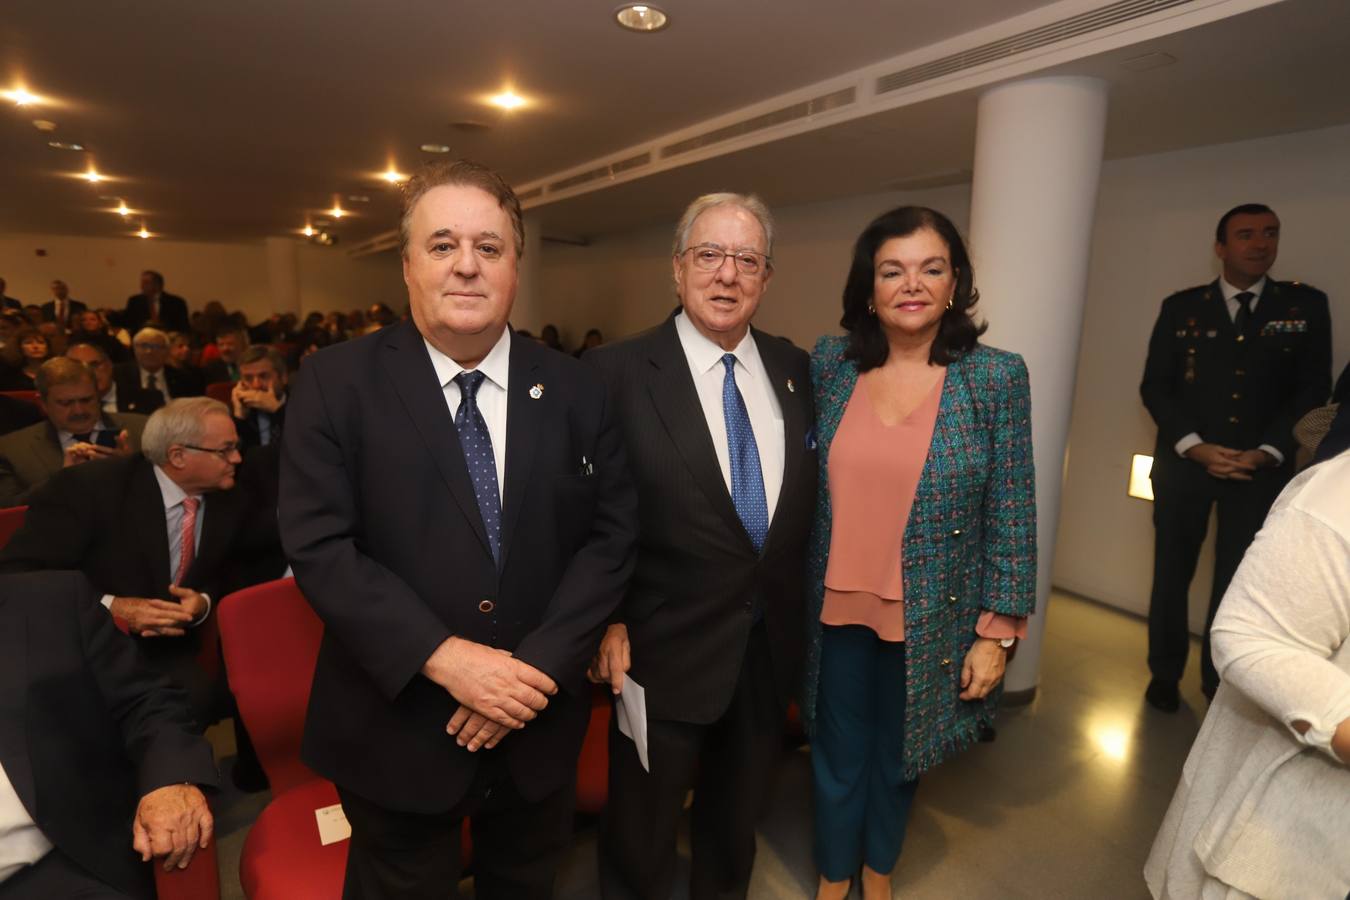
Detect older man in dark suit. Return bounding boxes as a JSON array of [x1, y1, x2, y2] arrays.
[[587, 193, 816, 900], [113, 328, 205, 412], [280, 159, 637, 899], [0, 358, 146, 507], [0, 570, 216, 900], [39, 280, 87, 329]]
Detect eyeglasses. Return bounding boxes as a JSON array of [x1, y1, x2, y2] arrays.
[[683, 244, 771, 276], [181, 443, 240, 460]]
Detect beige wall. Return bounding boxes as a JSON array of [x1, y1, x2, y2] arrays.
[[0, 233, 402, 324], [533, 122, 1350, 627]]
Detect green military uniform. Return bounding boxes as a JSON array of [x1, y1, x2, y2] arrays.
[[1140, 277, 1331, 693]]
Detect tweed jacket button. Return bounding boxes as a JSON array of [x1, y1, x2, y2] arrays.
[[1228, 416, 1240, 424], [947, 594, 958, 604], [940, 658, 952, 667], [478, 599, 495, 613], [950, 528, 963, 538]]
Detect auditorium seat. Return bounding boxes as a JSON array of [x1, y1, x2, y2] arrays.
[[205, 381, 234, 406], [154, 839, 221, 900], [0, 505, 26, 549], [0, 390, 42, 414], [576, 685, 612, 814]]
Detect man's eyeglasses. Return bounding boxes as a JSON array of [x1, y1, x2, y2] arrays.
[[683, 244, 771, 276], [181, 443, 240, 460]]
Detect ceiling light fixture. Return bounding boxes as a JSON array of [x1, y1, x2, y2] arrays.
[[137, 225, 151, 239], [48, 140, 84, 151], [615, 3, 669, 32], [116, 200, 130, 217], [379, 168, 406, 185], [31, 119, 57, 132], [81, 168, 104, 184], [420, 143, 451, 154], [2, 87, 40, 107], [488, 90, 526, 111], [302, 224, 315, 237], [329, 205, 346, 219]]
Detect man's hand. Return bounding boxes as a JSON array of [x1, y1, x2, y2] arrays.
[[959, 638, 1008, 701], [1184, 443, 1257, 481], [587, 623, 630, 695], [445, 708, 512, 752], [229, 382, 249, 419], [1233, 448, 1276, 474], [234, 385, 283, 415], [110, 597, 194, 637], [132, 784, 213, 872], [114, 428, 133, 456], [62, 440, 115, 468], [167, 584, 208, 623], [421, 636, 556, 730]]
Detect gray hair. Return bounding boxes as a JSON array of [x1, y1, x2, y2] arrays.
[[142, 397, 231, 465], [672, 192, 776, 259], [133, 326, 169, 347], [35, 357, 96, 399]]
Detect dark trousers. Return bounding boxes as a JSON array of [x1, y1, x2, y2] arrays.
[[812, 625, 919, 882], [0, 848, 136, 900], [338, 759, 574, 900], [599, 623, 784, 900], [1148, 469, 1284, 692]]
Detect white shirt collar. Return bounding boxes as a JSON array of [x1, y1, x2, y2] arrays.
[[152, 464, 196, 510], [423, 325, 512, 390], [1220, 276, 1267, 303], [674, 310, 761, 377]]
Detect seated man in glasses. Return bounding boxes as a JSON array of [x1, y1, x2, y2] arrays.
[[0, 397, 268, 730]]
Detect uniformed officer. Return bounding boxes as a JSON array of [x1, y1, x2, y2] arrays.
[[1140, 203, 1332, 711]]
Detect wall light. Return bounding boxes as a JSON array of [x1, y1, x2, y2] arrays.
[[1128, 454, 1154, 502]]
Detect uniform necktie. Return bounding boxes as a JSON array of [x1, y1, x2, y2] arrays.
[[721, 353, 768, 552], [1234, 291, 1254, 336], [175, 496, 199, 585], [453, 371, 501, 565]]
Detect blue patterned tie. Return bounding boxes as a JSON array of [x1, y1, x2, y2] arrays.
[[453, 371, 501, 565], [721, 353, 768, 552]]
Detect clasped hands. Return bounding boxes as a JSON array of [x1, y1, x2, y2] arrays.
[[62, 429, 132, 467], [231, 383, 283, 418], [423, 636, 558, 753], [133, 783, 213, 872], [110, 586, 208, 637], [1185, 443, 1274, 481]]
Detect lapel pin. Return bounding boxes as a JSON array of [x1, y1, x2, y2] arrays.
[[529, 383, 544, 400], [786, 378, 796, 393]]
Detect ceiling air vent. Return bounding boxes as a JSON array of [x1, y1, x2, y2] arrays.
[[877, 0, 1194, 94], [548, 152, 652, 193], [661, 86, 856, 158]]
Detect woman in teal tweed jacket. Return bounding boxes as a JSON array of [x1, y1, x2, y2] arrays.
[[806, 206, 1036, 900]]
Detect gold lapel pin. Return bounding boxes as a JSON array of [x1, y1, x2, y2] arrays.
[[529, 383, 544, 399], [786, 378, 796, 393]]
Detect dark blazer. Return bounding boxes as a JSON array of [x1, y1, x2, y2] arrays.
[[0, 393, 43, 435], [39, 297, 87, 326], [124, 292, 190, 334], [280, 322, 637, 814], [235, 400, 285, 452], [1141, 278, 1331, 490], [0, 412, 148, 507], [0, 453, 268, 657], [586, 315, 816, 724], [113, 362, 205, 412], [1, 295, 22, 311], [0, 570, 217, 899]]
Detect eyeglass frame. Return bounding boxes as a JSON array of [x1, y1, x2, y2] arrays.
[[681, 243, 772, 276], [179, 442, 241, 461]]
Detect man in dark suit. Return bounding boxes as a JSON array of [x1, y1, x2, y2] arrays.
[[279, 159, 637, 899], [0, 276, 22, 311], [40, 280, 87, 329], [230, 345, 287, 452], [0, 358, 147, 507], [1140, 203, 1332, 710], [0, 397, 269, 727], [201, 327, 247, 385], [123, 270, 190, 334], [587, 193, 816, 900], [67, 341, 162, 416], [0, 570, 216, 899], [113, 328, 205, 413]]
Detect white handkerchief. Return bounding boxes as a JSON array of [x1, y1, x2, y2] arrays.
[[315, 802, 352, 846], [615, 674, 650, 772]]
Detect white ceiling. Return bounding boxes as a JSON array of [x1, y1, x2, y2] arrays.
[[2, 0, 1347, 245]]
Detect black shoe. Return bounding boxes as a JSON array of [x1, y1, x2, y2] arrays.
[[1145, 679, 1180, 713]]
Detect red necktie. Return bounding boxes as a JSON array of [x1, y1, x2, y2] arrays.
[[175, 496, 199, 585]]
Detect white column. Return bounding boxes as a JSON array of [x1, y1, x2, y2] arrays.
[[967, 76, 1108, 698], [512, 210, 544, 332], [264, 237, 302, 317]]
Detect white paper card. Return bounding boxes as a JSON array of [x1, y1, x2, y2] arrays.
[[315, 802, 352, 846], [615, 673, 650, 772]]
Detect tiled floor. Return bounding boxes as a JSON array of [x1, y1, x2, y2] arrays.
[[212, 591, 1208, 899]]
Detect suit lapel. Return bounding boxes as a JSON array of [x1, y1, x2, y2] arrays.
[[499, 333, 541, 571], [755, 329, 804, 546], [645, 318, 750, 547], [378, 321, 493, 562], [34, 424, 64, 480], [0, 596, 36, 816], [184, 488, 239, 587], [131, 460, 173, 594]]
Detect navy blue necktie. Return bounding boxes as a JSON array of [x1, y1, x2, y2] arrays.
[[453, 371, 501, 565], [721, 353, 768, 552]]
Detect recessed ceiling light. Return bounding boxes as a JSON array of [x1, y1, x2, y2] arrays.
[[488, 91, 526, 111], [329, 205, 346, 219], [137, 225, 151, 239], [48, 140, 85, 151], [420, 143, 451, 154], [31, 119, 57, 132], [346, 194, 371, 203], [379, 169, 407, 185], [615, 4, 668, 32], [82, 169, 104, 184], [2, 88, 41, 107], [302, 224, 315, 237], [116, 201, 130, 217]]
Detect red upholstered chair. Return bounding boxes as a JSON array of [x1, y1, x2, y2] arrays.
[[154, 840, 221, 900], [0, 505, 27, 549], [0, 390, 42, 414], [205, 381, 234, 406], [576, 685, 613, 814]]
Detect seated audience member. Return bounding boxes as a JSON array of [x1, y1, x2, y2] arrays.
[[0, 276, 21, 311], [0, 397, 275, 727], [231, 345, 287, 451], [0, 569, 217, 899], [0, 327, 52, 390], [41, 279, 86, 328], [21, 305, 43, 328], [69, 310, 129, 363], [573, 327, 604, 358], [201, 327, 247, 384], [114, 328, 205, 412], [540, 323, 565, 353], [166, 332, 195, 370], [67, 341, 162, 415], [0, 310, 27, 352], [365, 303, 396, 332], [0, 358, 147, 507], [124, 270, 190, 334]]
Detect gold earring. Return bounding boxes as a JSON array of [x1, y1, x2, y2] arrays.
[[867, 302, 876, 315], [947, 297, 955, 310]]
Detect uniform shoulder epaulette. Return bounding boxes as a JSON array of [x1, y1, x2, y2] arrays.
[[1166, 284, 1211, 300], [1278, 279, 1323, 294]]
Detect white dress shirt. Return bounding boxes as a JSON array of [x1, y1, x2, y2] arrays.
[[57, 422, 111, 451], [674, 311, 785, 521], [101, 382, 119, 413], [1173, 276, 1283, 464], [424, 326, 511, 502], [0, 762, 52, 884]]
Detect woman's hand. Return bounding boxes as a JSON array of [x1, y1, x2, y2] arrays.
[[959, 638, 1007, 701]]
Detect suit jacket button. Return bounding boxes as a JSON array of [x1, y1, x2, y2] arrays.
[[1231, 392, 1241, 400], [1228, 416, 1240, 424], [478, 600, 495, 613], [950, 528, 963, 538], [948, 594, 958, 604], [940, 658, 952, 667], [1235, 369, 1246, 376]]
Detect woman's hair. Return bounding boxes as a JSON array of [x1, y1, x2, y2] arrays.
[[15, 327, 51, 364], [840, 205, 986, 370]]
